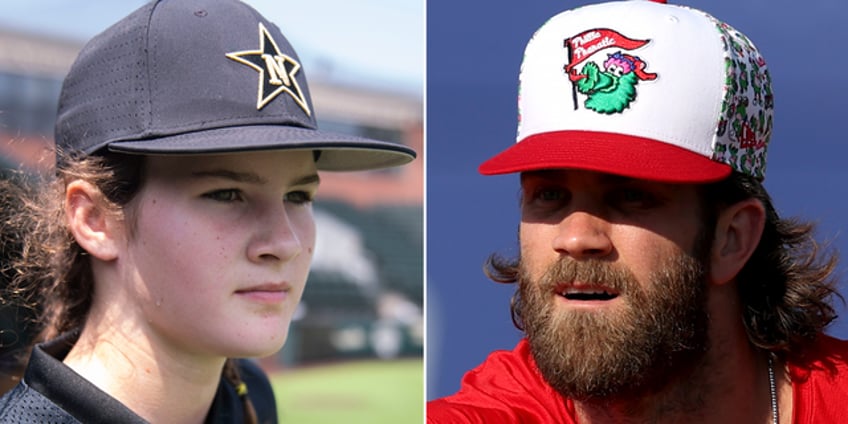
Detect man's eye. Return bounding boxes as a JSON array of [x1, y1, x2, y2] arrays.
[[611, 188, 657, 208], [203, 189, 243, 202], [523, 187, 568, 206], [537, 188, 567, 202], [285, 190, 314, 205]]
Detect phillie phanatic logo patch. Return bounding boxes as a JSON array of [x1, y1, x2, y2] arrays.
[[564, 28, 657, 114], [226, 23, 310, 114]]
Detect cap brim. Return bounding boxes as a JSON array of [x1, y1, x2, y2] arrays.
[[107, 125, 415, 172], [479, 130, 731, 183]]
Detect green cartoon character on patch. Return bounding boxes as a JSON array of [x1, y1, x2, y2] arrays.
[[574, 52, 653, 114], [564, 29, 657, 114]]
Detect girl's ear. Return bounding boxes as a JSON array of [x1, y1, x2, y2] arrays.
[[708, 198, 766, 286], [65, 180, 122, 261]]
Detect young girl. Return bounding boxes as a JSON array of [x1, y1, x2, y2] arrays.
[[0, 0, 414, 422]]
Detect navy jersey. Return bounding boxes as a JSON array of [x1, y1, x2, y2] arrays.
[[0, 332, 278, 423]]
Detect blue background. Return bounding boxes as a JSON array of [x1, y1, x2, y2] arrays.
[[426, 0, 848, 400]]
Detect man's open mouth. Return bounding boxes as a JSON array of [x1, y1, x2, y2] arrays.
[[558, 286, 619, 301]]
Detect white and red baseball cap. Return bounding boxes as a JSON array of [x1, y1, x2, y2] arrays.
[[479, 0, 773, 182]]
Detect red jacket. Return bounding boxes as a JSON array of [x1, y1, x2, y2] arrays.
[[428, 335, 848, 423]]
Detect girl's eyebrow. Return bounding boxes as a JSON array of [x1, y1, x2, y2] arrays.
[[190, 170, 320, 186], [293, 173, 321, 186], [191, 170, 267, 184]]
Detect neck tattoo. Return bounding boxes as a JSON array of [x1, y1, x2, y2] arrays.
[[768, 355, 778, 424]]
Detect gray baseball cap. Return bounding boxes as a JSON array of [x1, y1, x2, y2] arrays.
[[55, 0, 416, 171]]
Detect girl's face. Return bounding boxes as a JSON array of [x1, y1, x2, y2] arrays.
[[116, 150, 318, 359]]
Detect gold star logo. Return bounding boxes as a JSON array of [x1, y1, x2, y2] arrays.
[[226, 23, 311, 114]]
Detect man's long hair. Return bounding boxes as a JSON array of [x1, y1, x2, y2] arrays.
[[488, 172, 841, 359]]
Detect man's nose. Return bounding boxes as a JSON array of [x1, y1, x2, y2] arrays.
[[551, 210, 613, 260]]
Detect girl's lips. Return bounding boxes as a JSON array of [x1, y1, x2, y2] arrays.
[[236, 290, 288, 304], [235, 283, 291, 304]]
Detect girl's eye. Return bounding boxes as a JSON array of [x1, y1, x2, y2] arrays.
[[285, 190, 314, 205], [203, 189, 244, 202]]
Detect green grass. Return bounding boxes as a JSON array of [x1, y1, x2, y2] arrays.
[[271, 358, 423, 423]]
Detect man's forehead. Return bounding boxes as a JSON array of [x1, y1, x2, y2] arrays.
[[519, 169, 643, 185]]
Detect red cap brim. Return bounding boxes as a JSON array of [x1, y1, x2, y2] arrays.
[[478, 130, 732, 183]]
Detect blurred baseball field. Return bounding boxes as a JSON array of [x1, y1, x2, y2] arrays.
[[272, 358, 423, 423]]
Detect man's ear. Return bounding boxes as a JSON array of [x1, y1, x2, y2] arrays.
[[65, 180, 122, 261], [709, 198, 766, 286]]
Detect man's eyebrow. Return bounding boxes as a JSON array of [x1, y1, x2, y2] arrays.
[[520, 170, 641, 185], [598, 174, 638, 185], [521, 170, 557, 181]]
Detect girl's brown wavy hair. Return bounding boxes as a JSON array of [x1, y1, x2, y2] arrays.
[[1, 153, 258, 423]]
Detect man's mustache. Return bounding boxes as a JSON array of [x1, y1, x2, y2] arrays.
[[527, 258, 639, 295]]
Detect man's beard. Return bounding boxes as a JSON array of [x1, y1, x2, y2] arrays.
[[518, 249, 709, 401]]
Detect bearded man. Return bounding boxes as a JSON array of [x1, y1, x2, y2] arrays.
[[427, 1, 848, 423]]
